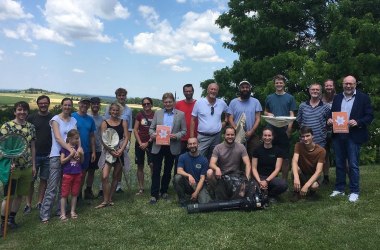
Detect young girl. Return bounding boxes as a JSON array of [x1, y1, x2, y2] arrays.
[[60, 129, 83, 221]]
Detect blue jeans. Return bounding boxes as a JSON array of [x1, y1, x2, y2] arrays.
[[333, 136, 361, 194]]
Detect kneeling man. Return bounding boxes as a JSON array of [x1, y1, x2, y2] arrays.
[[292, 126, 325, 198], [174, 138, 210, 207], [207, 127, 251, 200]]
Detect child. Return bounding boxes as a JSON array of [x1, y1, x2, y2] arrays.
[[60, 129, 83, 221]]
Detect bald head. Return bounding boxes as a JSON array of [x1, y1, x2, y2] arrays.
[[207, 83, 219, 100], [342, 75, 357, 97]]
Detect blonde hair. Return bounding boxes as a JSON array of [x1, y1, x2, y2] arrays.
[[66, 129, 80, 143]]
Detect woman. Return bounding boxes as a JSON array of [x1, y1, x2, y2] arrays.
[[251, 127, 288, 201], [133, 97, 154, 195], [148, 92, 186, 204], [96, 103, 129, 208], [40, 98, 78, 223]]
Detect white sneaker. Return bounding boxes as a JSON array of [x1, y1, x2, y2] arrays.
[[348, 193, 359, 202], [330, 190, 345, 197]]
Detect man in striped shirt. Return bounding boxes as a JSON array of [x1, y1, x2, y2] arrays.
[[296, 83, 330, 180]]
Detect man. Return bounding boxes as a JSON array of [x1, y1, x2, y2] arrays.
[[72, 98, 96, 199], [87, 97, 103, 199], [328, 75, 373, 202], [264, 74, 297, 181], [292, 126, 325, 199], [24, 95, 53, 213], [104, 87, 133, 193], [207, 127, 251, 200], [173, 137, 210, 207], [297, 83, 330, 184], [190, 83, 228, 160], [175, 83, 197, 154], [227, 80, 262, 157], [1, 102, 36, 237]]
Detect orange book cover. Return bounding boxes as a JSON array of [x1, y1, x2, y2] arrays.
[[332, 112, 349, 133], [156, 125, 171, 145]]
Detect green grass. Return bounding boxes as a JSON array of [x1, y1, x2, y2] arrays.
[[1, 155, 380, 249], [0, 95, 33, 106]]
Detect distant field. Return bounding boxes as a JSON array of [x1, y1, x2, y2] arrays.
[[0, 95, 33, 105]]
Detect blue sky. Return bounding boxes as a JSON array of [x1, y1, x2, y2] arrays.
[[0, 0, 237, 99]]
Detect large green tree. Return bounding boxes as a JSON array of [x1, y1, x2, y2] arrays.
[[201, 0, 380, 162]]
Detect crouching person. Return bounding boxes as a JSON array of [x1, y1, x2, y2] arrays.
[[207, 127, 251, 200], [292, 126, 325, 200], [173, 138, 210, 207]]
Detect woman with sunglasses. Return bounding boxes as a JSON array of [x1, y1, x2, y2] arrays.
[[133, 97, 155, 195]]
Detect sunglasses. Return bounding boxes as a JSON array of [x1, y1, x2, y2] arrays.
[[211, 106, 214, 115], [142, 103, 151, 106]]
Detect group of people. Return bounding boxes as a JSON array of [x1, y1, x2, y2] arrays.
[[0, 74, 374, 237]]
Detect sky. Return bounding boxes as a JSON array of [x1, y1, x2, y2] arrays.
[[0, 0, 238, 100]]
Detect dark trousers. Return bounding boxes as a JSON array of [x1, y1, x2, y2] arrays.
[[259, 175, 288, 197], [151, 146, 175, 199]]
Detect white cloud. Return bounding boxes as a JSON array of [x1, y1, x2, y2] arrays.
[[0, 50, 4, 60], [73, 68, 85, 73], [0, 0, 33, 20], [176, 0, 187, 3], [171, 65, 191, 72], [160, 56, 184, 65], [22, 51, 36, 57], [125, 7, 229, 66]]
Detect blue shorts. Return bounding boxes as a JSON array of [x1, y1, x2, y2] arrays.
[[81, 152, 91, 170], [34, 155, 50, 181]]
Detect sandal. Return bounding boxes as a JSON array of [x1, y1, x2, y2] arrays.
[[135, 189, 144, 195], [60, 215, 68, 222], [71, 212, 78, 219], [95, 202, 108, 209], [41, 218, 49, 224], [108, 201, 114, 206]]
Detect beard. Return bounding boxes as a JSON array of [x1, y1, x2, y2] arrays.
[[240, 91, 251, 99]]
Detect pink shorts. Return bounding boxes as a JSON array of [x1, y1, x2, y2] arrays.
[[61, 173, 82, 198]]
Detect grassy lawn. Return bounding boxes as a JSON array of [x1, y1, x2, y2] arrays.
[[1, 141, 380, 249]]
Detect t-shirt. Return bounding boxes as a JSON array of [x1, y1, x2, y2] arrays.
[[0, 120, 36, 169], [192, 98, 228, 134], [49, 115, 77, 157], [265, 92, 297, 117], [135, 111, 154, 143], [27, 112, 53, 155], [72, 112, 96, 153], [175, 100, 198, 141], [252, 145, 284, 177], [227, 97, 262, 131], [60, 147, 82, 174], [294, 142, 326, 176], [212, 142, 248, 176], [89, 113, 104, 152], [177, 152, 208, 183]]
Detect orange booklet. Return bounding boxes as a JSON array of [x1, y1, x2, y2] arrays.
[[156, 125, 171, 145], [332, 112, 349, 133]]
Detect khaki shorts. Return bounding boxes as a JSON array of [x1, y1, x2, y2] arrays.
[[3, 167, 33, 198]]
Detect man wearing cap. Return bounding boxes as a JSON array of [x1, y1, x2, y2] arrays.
[[104, 88, 132, 192], [86, 97, 103, 199], [72, 97, 96, 199], [227, 80, 262, 158], [190, 83, 228, 160]]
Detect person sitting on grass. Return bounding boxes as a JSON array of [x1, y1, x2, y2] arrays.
[[251, 127, 288, 203], [173, 137, 211, 207], [60, 129, 83, 221], [96, 103, 129, 209], [292, 126, 325, 200]]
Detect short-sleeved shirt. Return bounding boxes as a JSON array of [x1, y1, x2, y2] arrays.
[[252, 145, 284, 177], [104, 104, 133, 132], [175, 100, 197, 141], [297, 101, 330, 147], [177, 152, 208, 183], [192, 98, 228, 134], [265, 92, 297, 118], [49, 115, 77, 157], [27, 112, 53, 155], [60, 147, 82, 174], [72, 112, 96, 153], [227, 97, 262, 131], [135, 111, 154, 143], [212, 142, 248, 176], [0, 121, 36, 169], [89, 113, 104, 152], [294, 142, 326, 176]]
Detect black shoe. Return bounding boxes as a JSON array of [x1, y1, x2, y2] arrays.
[[7, 218, 18, 229], [0, 223, 4, 238], [23, 205, 32, 214], [35, 203, 42, 210], [116, 188, 124, 193], [84, 188, 95, 199], [98, 190, 103, 197]]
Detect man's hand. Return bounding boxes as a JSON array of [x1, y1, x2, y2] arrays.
[[188, 175, 196, 186], [139, 142, 149, 150], [259, 180, 268, 189], [191, 191, 199, 201], [300, 185, 309, 196], [348, 119, 358, 127], [245, 130, 253, 139], [215, 167, 222, 179], [293, 179, 301, 192]]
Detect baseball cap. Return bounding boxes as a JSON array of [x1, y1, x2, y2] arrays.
[[79, 97, 91, 103], [239, 80, 252, 87], [90, 97, 101, 103]]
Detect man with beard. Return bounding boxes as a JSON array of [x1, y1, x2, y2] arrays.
[[227, 80, 262, 158], [264, 74, 297, 181], [173, 137, 210, 207], [322, 79, 336, 109], [207, 127, 251, 200], [175, 84, 198, 154], [24, 95, 53, 213], [190, 83, 228, 160], [104, 88, 132, 193], [328, 75, 373, 202]]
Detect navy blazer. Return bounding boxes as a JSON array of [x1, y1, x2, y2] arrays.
[[330, 90, 374, 144]]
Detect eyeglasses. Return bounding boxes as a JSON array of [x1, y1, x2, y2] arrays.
[[211, 106, 214, 115], [38, 102, 49, 105], [142, 103, 151, 106]]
